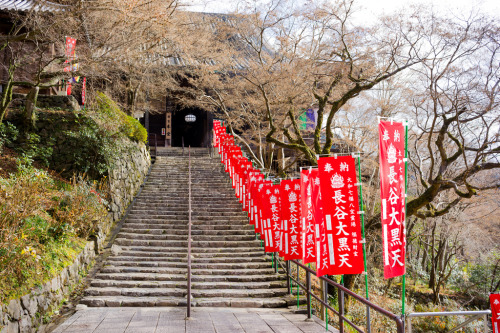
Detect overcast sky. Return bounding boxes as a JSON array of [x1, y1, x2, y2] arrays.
[[185, 0, 499, 22]]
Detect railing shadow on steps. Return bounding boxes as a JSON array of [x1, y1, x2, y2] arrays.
[[276, 256, 404, 333]]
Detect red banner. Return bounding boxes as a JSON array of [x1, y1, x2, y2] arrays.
[[249, 173, 264, 225], [243, 167, 260, 211], [238, 160, 252, 205], [280, 179, 302, 260], [491, 294, 500, 333], [255, 181, 271, 235], [270, 185, 281, 253], [309, 170, 328, 276], [260, 183, 278, 251], [66, 81, 72, 96], [301, 169, 316, 264], [65, 37, 76, 59], [379, 120, 406, 279], [318, 156, 364, 276], [82, 77, 86, 105]]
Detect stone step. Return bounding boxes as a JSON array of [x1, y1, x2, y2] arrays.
[[191, 288, 289, 298], [85, 287, 186, 297], [80, 295, 301, 308], [116, 233, 256, 242], [113, 239, 261, 248], [106, 255, 269, 264], [94, 272, 283, 283], [121, 223, 253, 231], [85, 287, 289, 299], [99, 266, 277, 276], [80, 296, 187, 307], [129, 207, 245, 212], [90, 279, 286, 290], [119, 228, 254, 236], [90, 280, 186, 289], [94, 272, 186, 282], [128, 211, 247, 217], [133, 202, 241, 206], [115, 248, 265, 257], [125, 214, 248, 220], [103, 260, 273, 270], [123, 217, 248, 223]]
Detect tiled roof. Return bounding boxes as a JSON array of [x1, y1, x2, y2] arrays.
[[0, 0, 66, 12], [146, 12, 274, 70]]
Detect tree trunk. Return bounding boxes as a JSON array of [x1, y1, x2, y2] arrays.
[[428, 223, 437, 289], [24, 86, 39, 131], [0, 72, 15, 124], [342, 274, 357, 311]]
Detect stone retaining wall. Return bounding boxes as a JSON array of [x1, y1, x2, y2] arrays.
[[11, 94, 80, 111], [0, 137, 151, 333], [107, 140, 151, 222], [0, 242, 96, 333]]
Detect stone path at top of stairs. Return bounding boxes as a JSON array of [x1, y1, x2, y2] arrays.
[[81, 148, 299, 308]]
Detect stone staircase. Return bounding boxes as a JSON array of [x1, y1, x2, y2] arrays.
[[81, 148, 298, 308]]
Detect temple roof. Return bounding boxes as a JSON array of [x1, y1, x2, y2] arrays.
[[0, 0, 66, 12]]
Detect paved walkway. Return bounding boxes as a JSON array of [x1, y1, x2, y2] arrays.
[[51, 307, 338, 333]]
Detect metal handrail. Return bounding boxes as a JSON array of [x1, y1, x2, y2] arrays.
[[277, 257, 404, 333], [187, 145, 192, 318], [407, 310, 491, 333]]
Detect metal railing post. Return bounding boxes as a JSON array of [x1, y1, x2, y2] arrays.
[[306, 270, 312, 320], [483, 314, 488, 333], [286, 261, 291, 294], [274, 252, 278, 274], [339, 285, 344, 333], [186, 146, 192, 318]]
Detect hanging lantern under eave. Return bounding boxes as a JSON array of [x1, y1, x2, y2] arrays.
[[185, 114, 196, 122]]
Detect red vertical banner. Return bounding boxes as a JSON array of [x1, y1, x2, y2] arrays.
[[65, 37, 76, 59], [379, 120, 406, 279], [64, 37, 77, 72], [249, 173, 264, 225], [256, 181, 271, 236], [491, 294, 500, 333], [309, 170, 329, 276], [66, 82, 72, 96], [318, 156, 364, 276], [281, 179, 302, 260], [260, 183, 278, 252], [81, 77, 86, 106], [244, 170, 257, 212], [301, 169, 316, 264], [270, 185, 281, 253]]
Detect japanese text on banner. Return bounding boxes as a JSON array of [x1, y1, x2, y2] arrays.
[[281, 179, 302, 260], [318, 156, 364, 276], [379, 120, 406, 279]]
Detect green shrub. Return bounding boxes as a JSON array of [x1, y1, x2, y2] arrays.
[[0, 122, 19, 153], [0, 166, 107, 303], [94, 92, 147, 143], [62, 120, 115, 179], [128, 116, 148, 143]]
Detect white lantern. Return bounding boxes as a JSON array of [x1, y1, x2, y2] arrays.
[[185, 114, 196, 122]]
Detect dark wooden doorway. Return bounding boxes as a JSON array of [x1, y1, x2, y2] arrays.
[[172, 108, 212, 147]]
